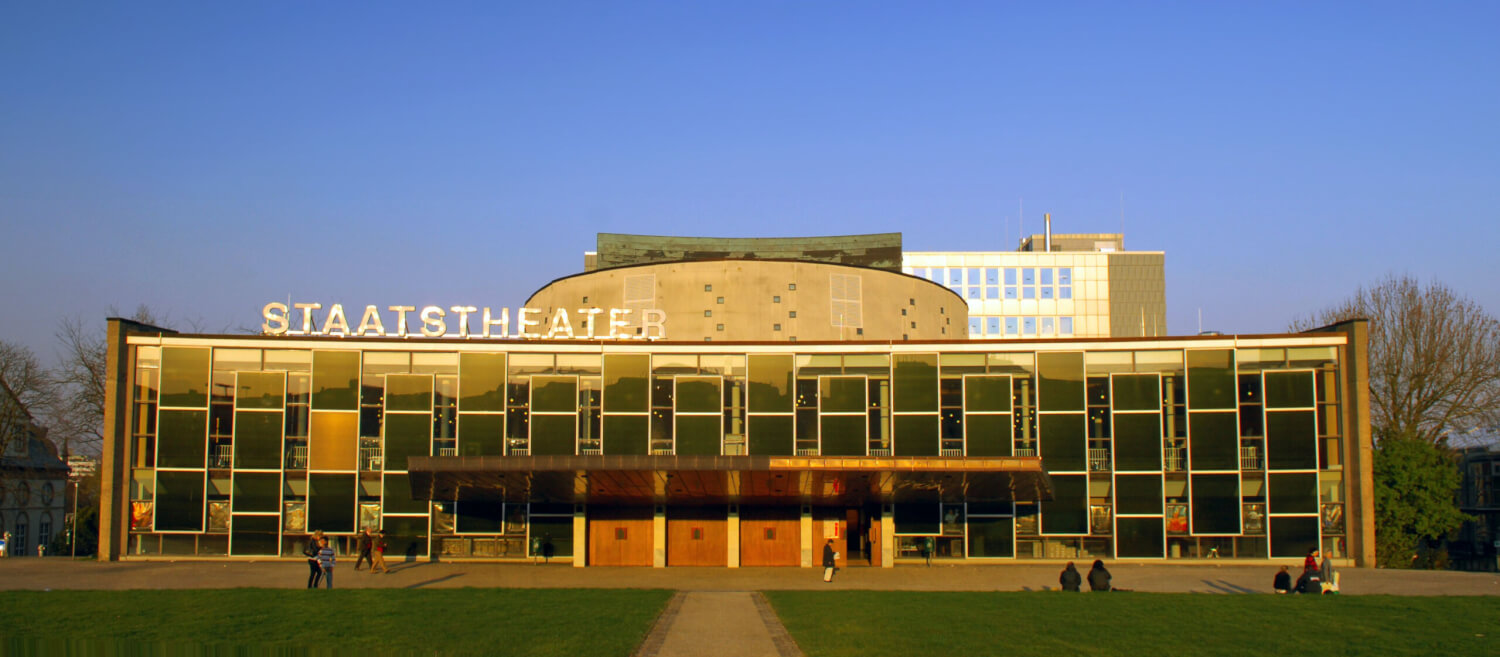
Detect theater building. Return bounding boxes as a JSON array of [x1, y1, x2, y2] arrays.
[[95, 235, 1374, 567]]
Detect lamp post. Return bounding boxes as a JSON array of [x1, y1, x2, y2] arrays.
[[69, 477, 78, 558]]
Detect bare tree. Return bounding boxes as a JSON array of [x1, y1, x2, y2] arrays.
[[50, 305, 168, 455], [1291, 274, 1500, 446], [0, 340, 55, 457]]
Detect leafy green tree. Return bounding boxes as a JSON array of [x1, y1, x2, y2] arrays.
[[1372, 437, 1468, 567]]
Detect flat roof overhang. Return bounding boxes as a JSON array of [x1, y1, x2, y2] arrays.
[[406, 455, 1052, 506]]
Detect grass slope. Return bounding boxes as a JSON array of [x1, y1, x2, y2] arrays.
[[0, 588, 673, 656], [766, 591, 1499, 657]]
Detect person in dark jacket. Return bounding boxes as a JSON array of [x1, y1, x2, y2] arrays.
[[1086, 560, 1112, 591], [822, 539, 837, 582], [1273, 566, 1292, 594], [354, 529, 373, 571], [1294, 566, 1321, 594], [1059, 562, 1082, 591], [303, 536, 323, 588]]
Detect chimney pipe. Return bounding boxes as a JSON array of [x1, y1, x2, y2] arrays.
[[1044, 213, 1052, 252]]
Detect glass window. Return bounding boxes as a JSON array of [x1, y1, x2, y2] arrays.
[[949, 269, 963, 285], [967, 268, 981, 284], [1038, 413, 1087, 471], [1113, 413, 1162, 471], [1266, 410, 1318, 470], [603, 354, 650, 412], [967, 287, 980, 300], [1115, 474, 1163, 515], [1190, 474, 1241, 534], [459, 353, 506, 412], [308, 411, 358, 471], [1112, 374, 1159, 412], [386, 374, 434, 412], [1264, 371, 1315, 408], [229, 515, 279, 556], [986, 287, 999, 300], [965, 414, 1011, 456], [894, 415, 939, 456], [985, 268, 1000, 285], [986, 317, 1000, 334], [820, 376, 865, 413], [672, 415, 718, 455], [1022, 268, 1035, 285], [1270, 516, 1320, 558], [1060, 317, 1073, 334], [967, 516, 1014, 557], [1005, 286, 1018, 300], [1058, 268, 1072, 285], [1005, 318, 1019, 335], [748, 355, 795, 412], [1042, 474, 1089, 534], [1023, 286, 1036, 300], [154, 471, 205, 531], [1037, 352, 1084, 411], [911, 268, 926, 279], [969, 318, 982, 334], [307, 473, 356, 533], [160, 347, 210, 408], [385, 515, 430, 559], [1188, 412, 1239, 471], [966, 375, 1011, 412], [1004, 268, 1017, 285], [1041, 269, 1053, 285], [820, 415, 866, 456], [1187, 350, 1236, 410], [1023, 317, 1036, 334], [530, 414, 576, 456], [1059, 286, 1072, 300], [676, 377, 721, 414], [231, 472, 279, 513], [312, 351, 360, 411], [382, 413, 429, 470], [1041, 318, 1054, 335], [1040, 286, 1053, 300], [892, 354, 939, 412], [233, 411, 282, 470], [455, 501, 506, 534], [235, 372, 285, 410], [748, 415, 793, 455], [531, 376, 577, 413], [157, 409, 207, 468], [1115, 517, 1164, 558], [458, 413, 504, 456], [1268, 472, 1319, 514], [603, 415, 648, 455]]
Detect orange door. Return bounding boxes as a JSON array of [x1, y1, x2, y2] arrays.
[[667, 506, 728, 566], [739, 506, 800, 566], [588, 507, 653, 566]]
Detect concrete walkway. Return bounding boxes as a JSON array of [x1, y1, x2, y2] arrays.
[[1, 559, 1498, 596], [636, 592, 802, 657]]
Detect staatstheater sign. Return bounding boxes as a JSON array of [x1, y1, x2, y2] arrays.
[[261, 302, 666, 340]]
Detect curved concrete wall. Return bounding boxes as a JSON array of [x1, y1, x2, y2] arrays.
[[527, 260, 966, 342]]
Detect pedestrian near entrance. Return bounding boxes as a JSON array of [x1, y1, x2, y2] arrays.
[[1059, 562, 1082, 591], [303, 537, 323, 588], [1273, 566, 1292, 594], [370, 530, 390, 574], [355, 529, 373, 571], [1086, 560, 1112, 591], [317, 537, 336, 589], [822, 539, 837, 582]]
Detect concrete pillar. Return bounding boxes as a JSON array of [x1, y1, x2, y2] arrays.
[[800, 505, 813, 568], [573, 505, 587, 568], [653, 505, 667, 568], [99, 318, 174, 562], [727, 505, 740, 568], [881, 504, 895, 568]]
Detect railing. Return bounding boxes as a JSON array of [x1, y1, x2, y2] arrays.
[[940, 449, 964, 457], [580, 448, 602, 455], [359, 447, 383, 471], [796, 448, 819, 456], [211, 444, 234, 469], [1240, 446, 1263, 470], [285, 445, 308, 469], [438, 447, 457, 457], [870, 448, 892, 457], [509, 448, 530, 456], [1015, 448, 1038, 457], [1088, 448, 1111, 471], [1164, 447, 1186, 472]]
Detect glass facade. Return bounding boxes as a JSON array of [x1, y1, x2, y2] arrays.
[[123, 339, 1345, 562]]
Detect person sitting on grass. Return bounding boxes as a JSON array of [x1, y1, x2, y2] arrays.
[[1087, 560, 1112, 591], [1273, 566, 1292, 594], [1059, 562, 1082, 591]]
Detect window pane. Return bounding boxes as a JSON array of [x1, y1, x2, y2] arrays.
[[230, 515, 279, 556], [1266, 410, 1317, 470], [155, 470, 205, 531], [308, 411, 358, 471], [894, 503, 940, 535], [530, 414, 576, 456], [231, 472, 280, 513], [1115, 474, 1163, 515], [676, 415, 721, 455], [1113, 413, 1162, 471], [383, 413, 430, 470], [985, 268, 999, 285], [748, 355, 794, 412], [1111, 374, 1159, 412], [531, 376, 577, 414], [529, 515, 572, 557], [676, 377, 721, 414], [1039, 413, 1087, 471], [233, 411, 282, 470], [1269, 472, 1319, 514], [386, 374, 433, 412], [1022, 269, 1035, 285], [458, 413, 504, 457], [160, 347, 210, 408], [820, 415, 865, 456], [1264, 371, 1315, 409], [967, 516, 1014, 557], [1187, 349, 1236, 410], [312, 351, 360, 410], [949, 269, 963, 285], [459, 353, 507, 412], [748, 415, 794, 456], [986, 317, 1000, 333], [1058, 268, 1072, 285], [1189, 412, 1239, 471], [1190, 474, 1241, 534], [157, 409, 207, 468], [1005, 318, 1019, 335], [894, 415, 939, 456], [893, 354, 938, 412], [969, 317, 982, 333], [965, 375, 1011, 413], [307, 473, 356, 533], [1270, 516, 1320, 558], [382, 473, 426, 515], [1037, 352, 1084, 412], [965, 414, 1011, 457], [236, 372, 285, 410], [1115, 517, 1164, 558], [603, 354, 650, 412], [1042, 474, 1088, 534], [455, 501, 505, 533], [384, 514, 430, 559], [820, 376, 865, 413], [603, 415, 648, 455]]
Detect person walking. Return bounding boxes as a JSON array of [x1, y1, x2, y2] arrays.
[[1086, 559, 1112, 592], [1273, 566, 1292, 594], [316, 537, 336, 589], [1059, 562, 1082, 591], [303, 536, 323, 588], [370, 530, 390, 574], [354, 529, 373, 571], [822, 539, 837, 582]]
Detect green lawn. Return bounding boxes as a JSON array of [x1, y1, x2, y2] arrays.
[[0, 588, 673, 656], [766, 591, 1500, 657]]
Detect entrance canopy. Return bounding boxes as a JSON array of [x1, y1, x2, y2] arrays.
[[407, 455, 1052, 506]]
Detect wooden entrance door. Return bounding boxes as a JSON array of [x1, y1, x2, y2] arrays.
[[739, 506, 800, 566], [588, 507, 653, 566], [666, 506, 728, 566]]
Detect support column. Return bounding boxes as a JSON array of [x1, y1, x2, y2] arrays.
[[653, 505, 667, 568], [99, 318, 173, 562], [881, 504, 895, 568], [573, 505, 586, 568], [727, 505, 741, 568], [800, 505, 813, 568]]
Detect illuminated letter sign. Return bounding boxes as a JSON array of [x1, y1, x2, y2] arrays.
[[261, 302, 665, 341]]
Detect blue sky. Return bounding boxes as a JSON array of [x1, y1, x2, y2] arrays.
[[2, 2, 1496, 357]]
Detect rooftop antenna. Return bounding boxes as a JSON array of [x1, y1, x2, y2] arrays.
[[1119, 191, 1125, 238], [1197, 308, 1203, 334], [1018, 198, 1023, 250]]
